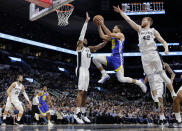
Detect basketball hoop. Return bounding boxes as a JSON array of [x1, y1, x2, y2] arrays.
[[56, 4, 74, 26]]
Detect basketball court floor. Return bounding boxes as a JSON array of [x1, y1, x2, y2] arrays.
[[0, 124, 182, 131]]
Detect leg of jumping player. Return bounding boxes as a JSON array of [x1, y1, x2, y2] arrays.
[[173, 90, 182, 124], [153, 54, 176, 98], [80, 69, 91, 123], [116, 69, 147, 93], [92, 56, 110, 83], [158, 97, 167, 125], [76, 90, 84, 113]]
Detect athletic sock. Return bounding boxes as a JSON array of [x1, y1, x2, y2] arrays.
[[171, 90, 177, 98], [160, 114, 165, 120], [101, 70, 106, 76], [17, 116, 21, 121], [175, 112, 182, 123], [3, 115, 7, 120], [81, 107, 86, 114], [135, 80, 141, 86], [75, 107, 81, 114], [153, 96, 159, 103], [48, 120, 51, 124]]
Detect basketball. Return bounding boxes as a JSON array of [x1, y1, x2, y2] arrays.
[[93, 15, 104, 25]]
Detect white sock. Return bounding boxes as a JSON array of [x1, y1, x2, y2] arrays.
[[48, 120, 51, 123], [3, 115, 7, 120], [135, 80, 141, 86], [175, 112, 182, 123], [75, 107, 81, 114], [101, 70, 106, 76], [153, 96, 159, 103], [162, 114, 166, 120], [17, 116, 21, 121], [171, 90, 177, 97], [160, 114, 165, 120], [81, 107, 86, 114]]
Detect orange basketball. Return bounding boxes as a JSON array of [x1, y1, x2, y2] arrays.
[[93, 15, 104, 25]]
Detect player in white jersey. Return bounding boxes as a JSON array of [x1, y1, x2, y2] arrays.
[[74, 12, 108, 124], [173, 74, 182, 127], [2, 75, 32, 125], [145, 62, 175, 125], [113, 6, 176, 98]]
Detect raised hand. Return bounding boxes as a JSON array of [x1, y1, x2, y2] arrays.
[[86, 12, 90, 23], [113, 5, 122, 14]]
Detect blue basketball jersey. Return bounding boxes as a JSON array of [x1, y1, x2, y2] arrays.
[[39, 91, 47, 105], [111, 37, 124, 56]]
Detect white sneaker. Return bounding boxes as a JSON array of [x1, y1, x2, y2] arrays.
[[139, 79, 147, 93], [98, 74, 110, 84], [82, 116, 91, 123], [48, 122, 53, 127], [34, 113, 39, 121], [1, 122, 6, 126], [74, 114, 84, 124]]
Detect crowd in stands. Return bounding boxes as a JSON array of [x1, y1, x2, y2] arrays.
[[0, 51, 182, 125], [0, 67, 180, 125]]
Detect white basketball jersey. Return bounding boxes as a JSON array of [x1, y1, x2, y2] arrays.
[[10, 82, 23, 99], [76, 47, 91, 69], [138, 28, 157, 53]]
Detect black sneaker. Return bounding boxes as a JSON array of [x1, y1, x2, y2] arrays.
[[15, 121, 23, 127]]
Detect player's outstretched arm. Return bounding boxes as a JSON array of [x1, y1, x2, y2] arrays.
[[77, 12, 90, 51], [113, 5, 141, 32], [88, 40, 108, 52], [163, 62, 175, 83], [154, 30, 168, 54]]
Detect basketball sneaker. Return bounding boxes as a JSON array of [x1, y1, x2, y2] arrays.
[[172, 121, 182, 128], [48, 121, 54, 127], [15, 121, 23, 127], [74, 112, 84, 124], [98, 74, 110, 84], [82, 113, 91, 123], [1, 119, 7, 126]]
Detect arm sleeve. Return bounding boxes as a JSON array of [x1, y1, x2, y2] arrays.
[[23, 91, 30, 102], [79, 22, 88, 41]]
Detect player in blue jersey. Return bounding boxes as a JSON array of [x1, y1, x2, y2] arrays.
[[93, 20, 147, 93], [38, 86, 53, 126]]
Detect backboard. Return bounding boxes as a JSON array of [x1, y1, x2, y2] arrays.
[[27, 0, 74, 21]]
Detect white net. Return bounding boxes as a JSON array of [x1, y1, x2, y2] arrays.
[[56, 4, 74, 26]]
